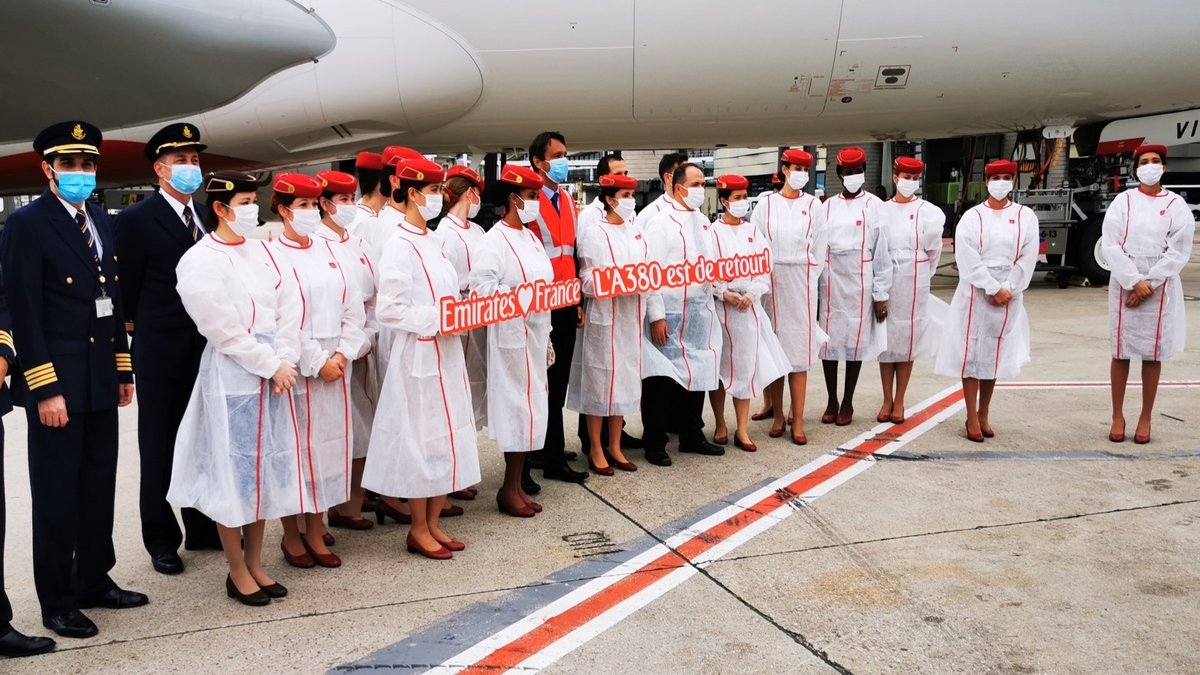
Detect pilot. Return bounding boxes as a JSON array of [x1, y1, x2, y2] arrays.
[[114, 122, 220, 578], [0, 121, 145, 640], [1100, 144, 1195, 444], [933, 160, 1040, 442]]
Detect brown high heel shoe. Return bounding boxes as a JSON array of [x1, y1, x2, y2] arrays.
[[328, 508, 374, 530], [965, 421, 985, 443], [1108, 418, 1126, 443], [280, 540, 315, 568], [450, 487, 477, 501], [496, 495, 536, 518], [1134, 421, 1151, 444], [751, 406, 774, 421], [734, 437, 758, 452], [605, 453, 638, 471], [302, 538, 342, 568], [588, 456, 615, 476], [375, 499, 412, 525], [406, 533, 452, 560]]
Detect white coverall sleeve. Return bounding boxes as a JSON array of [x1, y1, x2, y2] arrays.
[[289, 264, 331, 378], [1144, 200, 1196, 289], [643, 218, 670, 322], [176, 251, 281, 379], [1005, 208, 1041, 293], [923, 205, 947, 282], [870, 213, 893, 302], [335, 281, 367, 363], [576, 225, 608, 299], [273, 262, 303, 369], [375, 237, 439, 338], [746, 231, 773, 300], [954, 213, 1003, 296], [1100, 193, 1144, 291], [468, 233, 511, 298]]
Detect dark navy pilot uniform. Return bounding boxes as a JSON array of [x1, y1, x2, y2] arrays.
[[115, 123, 217, 557], [0, 274, 19, 630], [1, 178, 133, 613]]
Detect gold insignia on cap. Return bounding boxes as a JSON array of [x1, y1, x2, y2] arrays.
[[71, 124, 85, 140], [285, 183, 295, 194], [416, 171, 424, 180], [516, 175, 523, 183], [321, 179, 329, 187], [182, 125, 193, 139], [223, 180, 233, 190]]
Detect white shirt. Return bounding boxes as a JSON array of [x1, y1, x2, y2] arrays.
[[58, 195, 103, 258], [161, 189, 202, 233]]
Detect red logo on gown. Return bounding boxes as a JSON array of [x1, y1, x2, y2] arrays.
[[1009, 219, 1015, 224], [855, 220, 862, 226], [329, 262, 337, 269], [1160, 210, 1166, 215]]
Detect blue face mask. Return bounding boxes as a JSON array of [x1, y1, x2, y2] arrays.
[[165, 163, 203, 195], [53, 169, 97, 204], [547, 157, 569, 184]]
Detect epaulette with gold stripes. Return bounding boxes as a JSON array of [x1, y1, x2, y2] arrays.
[[25, 362, 57, 390], [115, 353, 132, 373]]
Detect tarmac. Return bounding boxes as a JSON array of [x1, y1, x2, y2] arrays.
[[2, 241, 1198, 674]]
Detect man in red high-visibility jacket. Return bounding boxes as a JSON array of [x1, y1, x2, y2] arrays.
[[525, 131, 589, 485]]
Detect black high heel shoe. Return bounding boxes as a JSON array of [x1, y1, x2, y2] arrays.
[[375, 499, 412, 525], [226, 575, 269, 607]]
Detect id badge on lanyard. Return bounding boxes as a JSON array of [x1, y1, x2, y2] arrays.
[[95, 286, 113, 318]]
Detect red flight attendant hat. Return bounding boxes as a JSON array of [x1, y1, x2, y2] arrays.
[[893, 156, 924, 173], [984, 160, 1018, 176], [835, 147, 867, 167], [273, 173, 323, 198], [781, 148, 814, 167], [498, 165, 544, 190], [355, 152, 384, 170], [395, 157, 445, 184], [599, 173, 637, 189], [317, 170, 357, 194], [447, 164, 485, 189], [715, 174, 749, 190]]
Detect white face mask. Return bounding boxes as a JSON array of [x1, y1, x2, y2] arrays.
[[329, 203, 358, 228], [468, 199, 481, 219], [842, 173, 865, 193], [613, 197, 636, 220], [1136, 163, 1164, 186], [786, 170, 809, 191], [896, 178, 920, 198], [682, 186, 705, 210], [228, 204, 260, 237], [517, 196, 540, 224], [987, 179, 1013, 201], [416, 193, 443, 221], [727, 199, 750, 218], [290, 208, 323, 237]]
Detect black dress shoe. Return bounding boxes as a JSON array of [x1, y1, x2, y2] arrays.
[[183, 538, 224, 552], [42, 610, 97, 639], [0, 627, 56, 657], [620, 431, 644, 449], [680, 441, 726, 456], [258, 581, 288, 599], [644, 448, 673, 467], [225, 575, 270, 607], [79, 587, 149, 610], [543, 461, 588, 483], [151, 552, 184, 575]]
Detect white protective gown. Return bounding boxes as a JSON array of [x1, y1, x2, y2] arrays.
[[710, 217, 790, 400], [362, 221, 480, 498], [433, 213, 488, 428], [270, 235, 366, 512], [168, 235, 304, 528], [934, 201, 1040, 380], [818, 192, 892, 362], [469, 222, 554, 453], [575, 197, 606, 243], [315, 225, 379, 460], [878, 197, 947, 363], [752, 191, 830, 372], [1101, 188, 1195, 361], [567, 215, 649, 416], [641, 201, 721, 392], [370, 204, 407, 374], [636, 193, 673, 224]]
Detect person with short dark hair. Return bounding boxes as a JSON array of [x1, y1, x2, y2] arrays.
[[640, 162, 725, 465], [525, 131, 589, 484], [637, 151, 689, 221], [349, 150, 388, 236], [269, 173, 367, 570], [708, 175, 789, 453], [1100, 145, 1194, 444], [115, 122, 221, 577], [169, 170, 302, 605], [362, 157, 480, 557], [1, 121, 144, 639], [577, 153, 628, 240], [818, 147, 892, 427]]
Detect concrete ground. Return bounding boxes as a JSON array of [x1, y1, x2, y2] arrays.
[[2, 241, 1198, 674]]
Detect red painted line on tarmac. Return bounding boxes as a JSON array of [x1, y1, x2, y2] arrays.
[[458, 388, 965, 674]]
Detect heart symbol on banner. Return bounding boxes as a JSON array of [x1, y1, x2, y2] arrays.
[[516, 283, 535, 315]]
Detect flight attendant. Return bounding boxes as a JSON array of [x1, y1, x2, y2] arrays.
[[877, 157, 946, 424], [1, 121, 144, 638], [470, 164, 556, 515], [709, 175, 790, 452], [315, 171, 380, 529], [115, 122, 221, 575], [1101, 145, 1194, 444], [362, 157, 480, 558], [934, 160, 1039, 441], [434, 165, 488, 431], [270, 173, 366, 568], [751, 149, 828, 444], [169, 171, 301, 606], [819, 147, 892, 426], [640, 162, 725, 465], [0, 279, 56, 656], [525, 131, 588, 484], [567, 173, 647, 474]]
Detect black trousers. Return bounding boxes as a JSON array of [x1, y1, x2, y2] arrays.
[[1, 420, 12, 632], [539, 305, 577, 462], [26, 406, 119, 613], [641, 376, 705, 451], [137, 376, 216, 554]]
